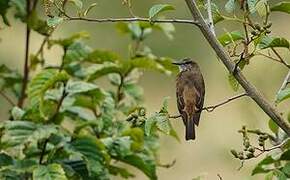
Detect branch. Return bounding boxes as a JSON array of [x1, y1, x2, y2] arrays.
[[206, 0, 215, 36], [0, 90, 16, 106], [203, 93, 247, 112], [271, 48, 290, 68], [255, 52, 290, 69], [18, 0, 39, 107], [184, 0, 290, 136], [18, 0, 32, 108], [277, 70, 290, 95], [169, 93, 247, 119], [54, 3, 199, 26], [69, 16, 199, 26]]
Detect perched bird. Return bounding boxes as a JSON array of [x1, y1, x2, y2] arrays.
[[172, 58, 205, 140]]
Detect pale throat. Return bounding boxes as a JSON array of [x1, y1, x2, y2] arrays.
[[179, 64, 191, 72]]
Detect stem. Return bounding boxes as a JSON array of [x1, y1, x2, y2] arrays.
[[204, 93, 247, 112], [206, 0, 215, 36], [0, 90, 16, 106], [53, 4, 199, 26], [18, 0, 39, 107], [184, 0, 290, 136], [277, 70, 290, 95], [39, 138, 49, 164], [271, 48, 290, 68]]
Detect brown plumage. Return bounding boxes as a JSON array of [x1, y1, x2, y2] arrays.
[[173, 58, 205, 140]]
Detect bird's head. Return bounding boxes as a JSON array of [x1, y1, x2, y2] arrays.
[[172, 58, 197, 71]]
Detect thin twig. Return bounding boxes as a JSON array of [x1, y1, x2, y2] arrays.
[[157, 159, 176, 168], [53, 3, 199, 26], [69, 16, 199, 25], [277, 70, 290, 95], [39, 138, 49, 164], [0, 90, 16, 106], [169, 93, 248, 119], [271, 48, 290, 68], [18, 0, 32, 107], [255, 52, 290, 69], [203, 93, 247, 112], [217, 174, 223, 180]]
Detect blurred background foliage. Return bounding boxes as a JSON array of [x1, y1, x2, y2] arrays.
[[0, 0, 290, 179]]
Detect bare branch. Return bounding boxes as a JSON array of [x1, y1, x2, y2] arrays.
[[271, 48, 290, 68], [0, 90, 16, 106], [206, 0, 215, 36], [277, 70, 290, 95], [184, 0, 290, 136], [54, 2, 199, 26], [204, 93, 247, 112], [69, 16, 199, 26]]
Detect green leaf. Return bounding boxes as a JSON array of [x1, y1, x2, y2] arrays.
[[0, 64, 22, 97], [65, 80, 99, 96], [154, 23, 175, 40], [0, 153, 13, 167], [218, 31, 244, 46], [228, 74, 239, 91], [27, 69, 69, 106], [48, 31, 90, 49], [256, 0, 268, 17], [0, 0, 11, 26], [116, 154, 157, 180], [10, 0, 26, 20], [274, 170, 287, 180], [86, 63, 123, 81], [28, 10, 50, 36], [252, 155, 276, 175], [69, 136, 107, 163], [268, 119, 279, 134], [65, 41, 92, 62], [225, 0, 236, 13], [276, 88, 290, 103], [11, 106, 25, 120], [160, 97, 170, 113], [148, 4, 175, 20], [108, 165, 135, 178], [282, 162, 290, 176], [280, 149, 290, 160], [69, 0, 83, 9], [47, 16, 64, 27], [1, 121, 58, 148], [211, 3, 224, 24], [129, 57, 172, 75], [271, 2, 290, 14], [102, 137, 132, 158], [33, 163, 67, 180], [247, 0, 257, 13], [258, 36, 290, 49], [86, 49, 120, 63]]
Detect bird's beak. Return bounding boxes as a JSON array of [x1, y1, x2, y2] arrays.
[[172, 61, 183, 65]]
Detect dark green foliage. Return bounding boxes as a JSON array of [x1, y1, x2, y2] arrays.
[[0, 1, 179, 179]]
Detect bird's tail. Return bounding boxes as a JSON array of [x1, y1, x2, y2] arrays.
[[185, 119, 195, 140]]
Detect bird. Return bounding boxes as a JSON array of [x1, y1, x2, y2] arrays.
[[172, 58, 205, 140]]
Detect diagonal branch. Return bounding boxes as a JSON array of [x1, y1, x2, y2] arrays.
[[206, 0, 215, 36], [184, 0, 290, 136], [0, 90, 16, 106], [278, 70, 290, 96]]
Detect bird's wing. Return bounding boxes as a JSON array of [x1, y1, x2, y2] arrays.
[[192, 73, 205, 126]]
